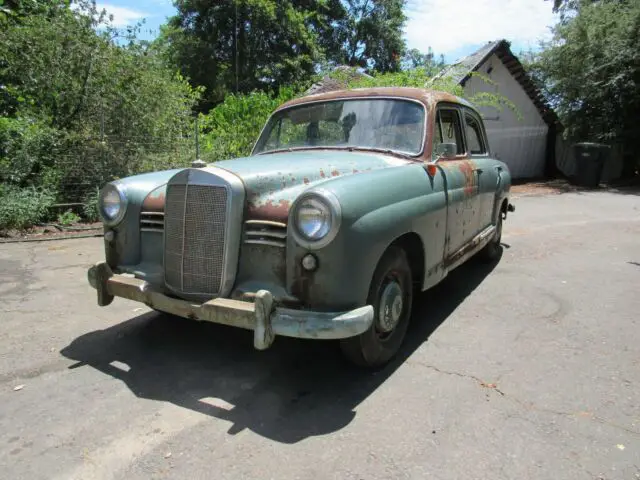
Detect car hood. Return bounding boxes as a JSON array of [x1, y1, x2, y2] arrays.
[[141, 150, 410, 222], [213, 150, 409, 222]]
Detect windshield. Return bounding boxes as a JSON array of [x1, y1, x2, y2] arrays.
[[253, 98, 425, 156]]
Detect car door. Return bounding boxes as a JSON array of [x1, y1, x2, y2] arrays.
[[432, 104, 482, 258], [461, 107, 497, 232]]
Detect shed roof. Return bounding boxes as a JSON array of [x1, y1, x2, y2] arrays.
[[433, 39, 560, 127]]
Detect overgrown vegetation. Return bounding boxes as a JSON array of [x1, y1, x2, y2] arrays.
[[198, 86, 303, 162], [526, 0, 640, 176], [2, 0, 637, 232], [0, 0, 200, 231], [57, 209, 82, 226], [164, 0, 407, 111], [0, 185, 56, 231]]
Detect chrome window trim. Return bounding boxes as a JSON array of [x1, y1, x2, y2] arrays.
[[163, 167, 245, 299], [251, 96, 428, 159], [462, 106, 491, 158]]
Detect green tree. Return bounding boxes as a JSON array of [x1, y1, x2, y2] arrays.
[[531, 0, 640, 176], [0, 0, 69, 25], [166, 0, 324, 111], [327, 0, 407, 72], [401, 47, 445, 75], [0, 0, 199, 203], [165, 0, 408, 110]]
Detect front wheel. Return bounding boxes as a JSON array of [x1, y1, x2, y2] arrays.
[[340, 246, 413, 368]]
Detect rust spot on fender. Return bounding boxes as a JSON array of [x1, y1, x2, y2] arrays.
[[247, 198, 291, 223], [141, 186, 166, 213], [457, 160, 477, 197]]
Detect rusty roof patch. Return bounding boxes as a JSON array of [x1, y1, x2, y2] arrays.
[[278, 87, 470, 112]]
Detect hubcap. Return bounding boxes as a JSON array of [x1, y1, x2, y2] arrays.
[[377, 280, 404, 333]]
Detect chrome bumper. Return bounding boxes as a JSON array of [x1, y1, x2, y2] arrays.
[[87, 262, 374, 350]]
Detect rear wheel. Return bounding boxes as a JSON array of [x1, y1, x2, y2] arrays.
[[340, 246, 413, 368]]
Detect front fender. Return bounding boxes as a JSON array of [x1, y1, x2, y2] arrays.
[[104, 169, 183, 267], [286, 164, 447, 310]]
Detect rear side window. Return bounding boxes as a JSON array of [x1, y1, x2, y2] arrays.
[[434, 108, 464, 156], [464, 113, 487, 155]]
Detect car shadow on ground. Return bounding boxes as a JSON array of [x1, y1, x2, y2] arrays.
[[61, 257, 498, 444]]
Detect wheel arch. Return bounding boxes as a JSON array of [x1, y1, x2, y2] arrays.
[[382, 232, 426, 294]]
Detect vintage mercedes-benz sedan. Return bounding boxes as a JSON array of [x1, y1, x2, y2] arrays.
[[88, 87, 515, 367]]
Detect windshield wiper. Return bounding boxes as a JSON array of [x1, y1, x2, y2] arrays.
[[361, 147, 415, 159], [257, 145, 415, 158]]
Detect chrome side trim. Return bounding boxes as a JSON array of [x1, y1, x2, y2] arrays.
[[446, 224, 496, 272], [245, 239, 286, 248], [140, 211, 164, 232], [245, 220, 287, 228], [246, 231, 287, 239], [243, 220, 287, 248]]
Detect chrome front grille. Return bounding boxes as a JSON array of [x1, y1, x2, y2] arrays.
[[243, 220, 287, 248], [164, 183, 228, 296]]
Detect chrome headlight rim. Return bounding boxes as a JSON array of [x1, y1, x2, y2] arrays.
[[291, 189, 342, 250], [98, 182, 128, 226]]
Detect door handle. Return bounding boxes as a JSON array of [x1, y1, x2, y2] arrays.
[[475, 168, 483, 174]]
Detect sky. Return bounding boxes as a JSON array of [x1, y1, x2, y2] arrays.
[[96, 0, 558, 63]]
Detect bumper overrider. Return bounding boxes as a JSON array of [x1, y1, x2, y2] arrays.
[[87, 262, 374, 350]]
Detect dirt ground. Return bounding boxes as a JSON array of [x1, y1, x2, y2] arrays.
[[1, 189, 639, 480]]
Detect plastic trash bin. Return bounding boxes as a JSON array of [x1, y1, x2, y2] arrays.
[[573, 142, 610, 188]]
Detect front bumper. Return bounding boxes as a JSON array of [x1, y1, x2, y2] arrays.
[[87, 262, 374, 350]]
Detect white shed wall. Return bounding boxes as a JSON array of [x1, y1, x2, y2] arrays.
[[463, 53, 549, 179]]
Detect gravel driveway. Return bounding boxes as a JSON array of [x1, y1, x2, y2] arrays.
[[1, 190, 639, 480]]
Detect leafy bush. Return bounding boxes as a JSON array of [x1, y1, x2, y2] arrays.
[[57, 209, 81, 226], [199, 86, 301, 162], [82, 189, 100, 222], [0, 116, 61, 185], [0, 185, 56, 231], [0, 1, 201, 225]]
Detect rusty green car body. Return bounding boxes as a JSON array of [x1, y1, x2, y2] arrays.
[[88, 87, 515, 367]]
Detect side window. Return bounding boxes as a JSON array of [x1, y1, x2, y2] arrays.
[[434, 108, 464, 158], [464, 112, 487, 155]]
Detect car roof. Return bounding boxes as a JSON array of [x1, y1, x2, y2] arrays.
[[276, 87, 475, 112]]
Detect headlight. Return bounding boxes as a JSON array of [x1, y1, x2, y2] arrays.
[[297, 197, 331, 240], [99, 183, 127, 225], [292, 191, 341, 248]]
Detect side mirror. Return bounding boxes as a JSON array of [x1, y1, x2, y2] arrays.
[[426, 142, 457, 178], [435, 142, 457, 158]]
